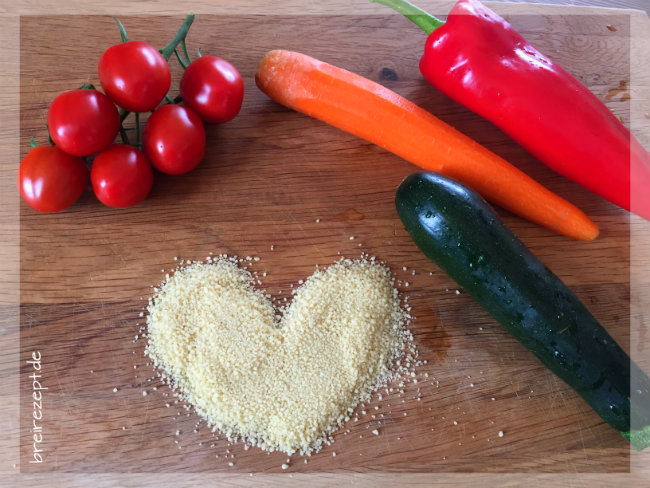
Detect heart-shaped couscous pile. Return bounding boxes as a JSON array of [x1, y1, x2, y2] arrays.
[[146, 257, 408, 454]]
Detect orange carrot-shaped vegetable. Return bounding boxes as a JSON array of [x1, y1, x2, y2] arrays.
[[255, 50, 598, 241]]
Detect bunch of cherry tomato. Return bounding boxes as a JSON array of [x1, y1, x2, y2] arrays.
[[18, 15, 244, 212]]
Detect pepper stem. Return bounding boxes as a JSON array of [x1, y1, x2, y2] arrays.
[[159, 14, 195, 61], [371, 0, 444, 34]]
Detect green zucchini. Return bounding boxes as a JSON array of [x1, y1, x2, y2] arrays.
[[395, 172, 650, 449]]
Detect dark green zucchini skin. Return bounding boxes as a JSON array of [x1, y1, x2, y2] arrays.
[[396, 172, 650, 448]]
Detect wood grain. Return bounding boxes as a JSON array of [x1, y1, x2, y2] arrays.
[[16, 5, 650, 481]]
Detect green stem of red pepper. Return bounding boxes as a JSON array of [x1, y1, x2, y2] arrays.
[[371, 0, 444, 34]]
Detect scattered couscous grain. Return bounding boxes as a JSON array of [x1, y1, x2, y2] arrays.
[[146, 256, 411, 455]]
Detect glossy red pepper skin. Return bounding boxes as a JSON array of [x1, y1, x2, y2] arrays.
[[418, 0, 650, 219]]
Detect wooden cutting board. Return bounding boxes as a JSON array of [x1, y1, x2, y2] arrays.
[[18, 2, 650, 479]]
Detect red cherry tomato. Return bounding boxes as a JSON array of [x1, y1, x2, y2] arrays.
[[142, 104, 206, 175], [47, 89, 120, 157], [91, 144, 154, 208], [179, 56, 244, 124], [98, 41, 171, 112], [18, 145, 88, 212]]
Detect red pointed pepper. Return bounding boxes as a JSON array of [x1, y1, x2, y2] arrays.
[[375, 0, 650, 219]]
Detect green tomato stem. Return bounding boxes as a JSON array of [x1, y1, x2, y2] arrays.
[[181, 39, 192, 65], [159, 14, 195, 62], [119, 124, 130, 145], [79, 82, 96, 90], [30, 137, 38, 148], [135, 112, 141, 150], [174, 49, 189, 69], [153, 93, 182, 112], [113, 17, 129, 43], [196, 48, 202, 58], [118, 108, 131, 144], [119, 108, 130, 123]]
